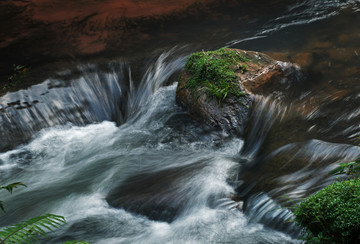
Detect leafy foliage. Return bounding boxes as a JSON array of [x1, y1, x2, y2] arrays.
[[0, 214, 66, 244], [0, 182, 26, 212], [0, 182, 90, 243], [330, 157, 360, 179], [0, 182, 27, 194], [3, 64, 29, 90], [293, 179, 360, 243], [184, 47, 247, 102]]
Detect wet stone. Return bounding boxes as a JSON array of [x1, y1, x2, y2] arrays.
[[176, 48, 301, 136], [106, 161, 207, 222]]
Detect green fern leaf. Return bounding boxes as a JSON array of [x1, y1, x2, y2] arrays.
[[0, 182, 27, 212], [0, 213, 66, 244], [0, 182, 27, 194]]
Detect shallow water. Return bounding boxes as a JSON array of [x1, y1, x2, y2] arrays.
[[0, 84, 300, 243], [0, 1, 360, 243]]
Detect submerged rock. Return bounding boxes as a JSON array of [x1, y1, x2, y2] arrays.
[[106, 161, 208, 222], [176, 47, 299, 136]]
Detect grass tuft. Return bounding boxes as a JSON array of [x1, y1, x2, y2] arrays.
[[184, 47, 248, 102]]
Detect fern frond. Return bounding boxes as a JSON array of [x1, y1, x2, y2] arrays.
[[0, 182, 26, 212], [0, 213, 66, 244], [0, 182, 27, 194]]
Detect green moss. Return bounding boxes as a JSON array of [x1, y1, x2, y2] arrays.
[[184, 47, 248, 102], [294, 179, 360, 243], [2, 64, 29, 91]]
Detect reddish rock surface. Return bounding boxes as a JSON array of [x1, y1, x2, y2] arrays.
[[0, 0, 222, 79], [0, 0, 214, 56]]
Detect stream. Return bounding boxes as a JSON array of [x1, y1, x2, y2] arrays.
[[1, 1, 360, 243]]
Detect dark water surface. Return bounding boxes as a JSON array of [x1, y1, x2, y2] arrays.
[[0, 1, 360, 243]]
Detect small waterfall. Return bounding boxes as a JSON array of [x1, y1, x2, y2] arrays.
[[126, 48, 187, 123], [0, 49, 186, 152], [241, 96, 288, 159], [245, 193, 300, 237]]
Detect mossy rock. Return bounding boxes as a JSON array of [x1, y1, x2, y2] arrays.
[[176, 47, 292, 136], [294, 179, 360, 243]]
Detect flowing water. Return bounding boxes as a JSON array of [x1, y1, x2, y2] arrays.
[[1, 1, 360, 243]]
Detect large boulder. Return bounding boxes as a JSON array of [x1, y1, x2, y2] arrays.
[[176, 47, 298, 136]]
